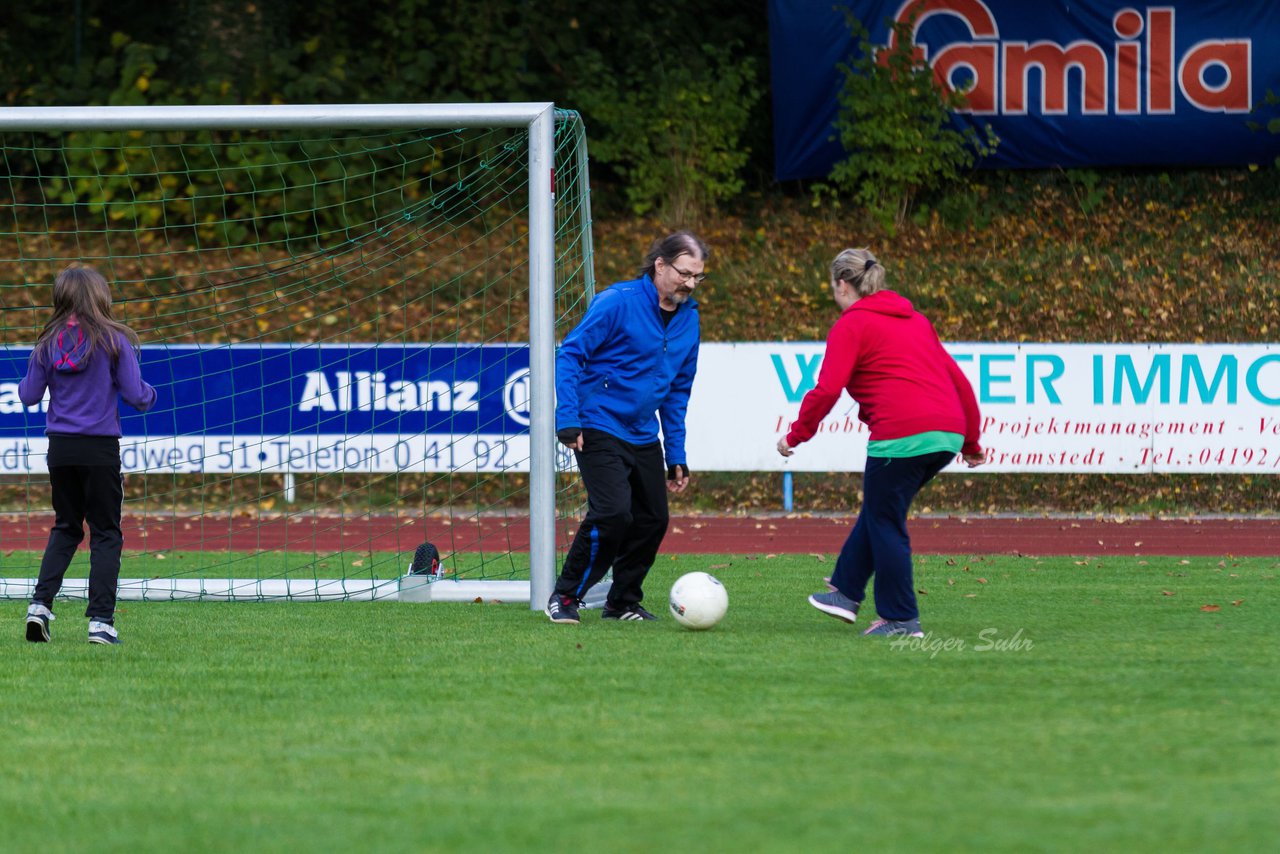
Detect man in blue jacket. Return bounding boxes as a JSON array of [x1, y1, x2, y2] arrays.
[[546, 231, 707, 624]]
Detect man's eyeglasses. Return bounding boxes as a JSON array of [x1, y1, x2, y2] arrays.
[[665, 261, 707, 284]]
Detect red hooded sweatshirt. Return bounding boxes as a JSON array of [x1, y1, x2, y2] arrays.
[[785, 290, 982, 455]]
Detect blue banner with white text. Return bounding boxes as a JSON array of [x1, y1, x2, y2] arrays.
[[0, 344, 534, 474], [769, 0, 1280, 178]]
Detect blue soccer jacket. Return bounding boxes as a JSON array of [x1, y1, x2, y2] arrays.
[[554, 274, 700, 467]]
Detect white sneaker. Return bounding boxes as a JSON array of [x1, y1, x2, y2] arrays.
[[88, 620, 121, 645], [26, 603, 54, 643]]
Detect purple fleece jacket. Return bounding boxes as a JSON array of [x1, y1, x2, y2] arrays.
[[19, 322, 157, 437]]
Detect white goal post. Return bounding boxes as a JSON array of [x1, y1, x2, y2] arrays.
[[0, 103, 572, 609]]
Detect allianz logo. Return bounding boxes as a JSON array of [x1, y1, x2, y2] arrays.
[[298, 369, 534, 424], [299, 370, 481, 413]]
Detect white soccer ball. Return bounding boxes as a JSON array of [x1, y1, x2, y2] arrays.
[[669, 572, 728, 630]]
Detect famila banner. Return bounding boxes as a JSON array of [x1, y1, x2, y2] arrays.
[[769, 0, 1280, 177]]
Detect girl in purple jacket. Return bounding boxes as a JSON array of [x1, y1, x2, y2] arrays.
[[19, 266, 157, 645]]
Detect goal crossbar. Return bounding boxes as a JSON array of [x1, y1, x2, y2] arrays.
[[0, 103, 556, 131]]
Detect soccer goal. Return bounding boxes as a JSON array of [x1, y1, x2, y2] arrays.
[[0, 103, 593, 607]]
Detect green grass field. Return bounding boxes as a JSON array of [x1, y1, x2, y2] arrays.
[[3, 552, 1277, 852]]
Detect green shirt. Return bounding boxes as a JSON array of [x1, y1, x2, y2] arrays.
[[866, 430, 963, 459]]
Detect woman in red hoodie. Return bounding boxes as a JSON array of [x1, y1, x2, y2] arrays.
[[777, 248, 986, 638]]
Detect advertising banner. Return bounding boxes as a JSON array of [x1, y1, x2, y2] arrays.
[[687, 342, 1280, 474], [4, 342, 1277, 475], [769, 0, 1280, 177], [0, 344, 533, 475]]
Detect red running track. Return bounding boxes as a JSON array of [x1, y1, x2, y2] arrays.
[[3, 513, 1277, 557]]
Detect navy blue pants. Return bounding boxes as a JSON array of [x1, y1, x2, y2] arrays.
[[554, 429, 669, 607], [829, 451, 955, 621]]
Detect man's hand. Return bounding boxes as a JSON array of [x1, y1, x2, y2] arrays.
[[557, 428, 583, 451], [963, 449, 988, 467], [667, 463, 690, 493], [776, 437, 795, 457]]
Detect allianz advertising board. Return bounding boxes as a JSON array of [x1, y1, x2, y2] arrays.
[[0, 345, 532, 475]]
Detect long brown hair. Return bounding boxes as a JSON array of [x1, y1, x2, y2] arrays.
[[641, 231, 709, 278], [33, 265, 140, 366]]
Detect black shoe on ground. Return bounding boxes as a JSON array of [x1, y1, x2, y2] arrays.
[[25, 603, 53, 643], [602, 602, 658, 621], [545, 593, 581, 624], [88, 620, 122, 645]]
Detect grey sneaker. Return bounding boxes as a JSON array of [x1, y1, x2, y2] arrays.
[[88, 620, 121, 645], [808, 590, 860, 624], [26, 603, 54, 643], [862, 617, 924, 638]]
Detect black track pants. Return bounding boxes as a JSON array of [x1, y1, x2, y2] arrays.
[[32, 463, 124, 622], [554, 429, 669, 607]]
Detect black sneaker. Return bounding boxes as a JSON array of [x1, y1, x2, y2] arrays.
[[545, 593, 581, 624], [407, 541, 441, 576], [88, 620, 122, 645], [25, 603, 54, 643], [602, 602, 658, 621]]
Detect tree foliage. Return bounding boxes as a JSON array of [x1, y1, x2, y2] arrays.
[[574, 43, 759, 222], [829, 14, 998, 230], [0, 0, 768, 229]]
